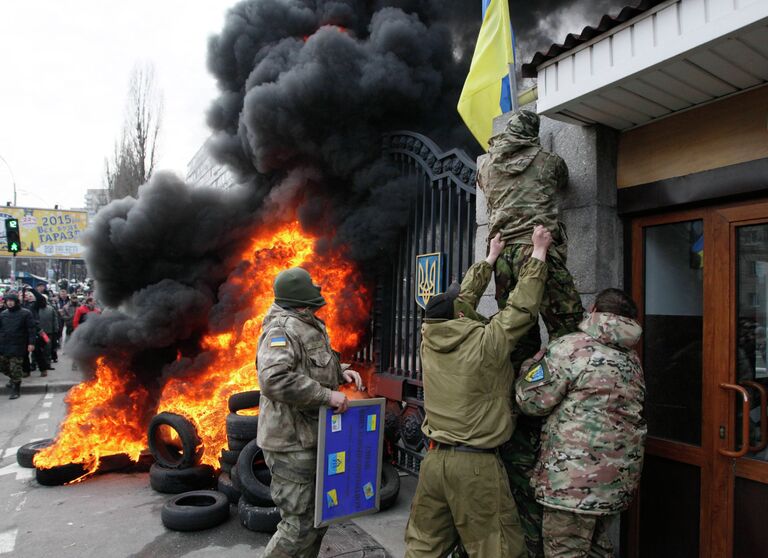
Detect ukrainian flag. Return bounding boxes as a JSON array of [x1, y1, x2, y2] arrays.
[[457, 0, 515, 149]]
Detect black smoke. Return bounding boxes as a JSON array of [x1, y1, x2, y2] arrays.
[[72, 0, 628, 377]]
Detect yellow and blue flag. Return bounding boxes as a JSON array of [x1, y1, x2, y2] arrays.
[[457, 0, 515, 149]]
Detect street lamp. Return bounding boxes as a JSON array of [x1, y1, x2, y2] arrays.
[[0, 153, 17, 206]]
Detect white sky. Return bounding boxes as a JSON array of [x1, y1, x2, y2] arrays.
[[0, 0, 237, 209]]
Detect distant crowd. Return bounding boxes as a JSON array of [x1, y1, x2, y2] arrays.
[[1, 280, 102, 399]]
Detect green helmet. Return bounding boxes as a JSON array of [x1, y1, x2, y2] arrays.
[[273, 267, 326, 308]]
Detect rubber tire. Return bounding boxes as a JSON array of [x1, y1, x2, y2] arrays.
[[227, 437, 250, 452], [149, 463, 216, 494], [228, 390, 261, 413], [225, 413, 258, 441], [147, 412, 202, 469], [379, 462, 400, 511], [161, 490, 230, 532], [236, 439, 274, 507], [36, 463, 88, 486], [99, 453, 135, 473], [230, 463, 242, 490], [238, 497, 281, 533], [220, 460, 233, 475], [217, 472, 241, 505], [17, 439, 53, 468], [220, 449, 240, 465]]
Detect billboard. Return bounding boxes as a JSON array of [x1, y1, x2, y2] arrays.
[[0, 207, 88, 259]]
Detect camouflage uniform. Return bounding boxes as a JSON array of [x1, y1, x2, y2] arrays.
[[405, 257, 548, 558], [0, 355, 24, 383], [478, 111, 585, 557], [256, 303, 344, 558], [515, 312, 647, 557]]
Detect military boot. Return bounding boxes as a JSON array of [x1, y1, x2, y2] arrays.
[[9, 382, 21, 400]]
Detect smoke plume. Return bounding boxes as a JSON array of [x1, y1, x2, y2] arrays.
[[73, 0, 629, 379]]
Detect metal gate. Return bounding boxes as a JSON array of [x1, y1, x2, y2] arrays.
[[373, 130, 478, 475]]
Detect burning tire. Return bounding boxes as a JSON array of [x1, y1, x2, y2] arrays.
[[238, 497, 280, 533], [225, 413, 259, 442], [149, 463, 216, 494], [236, 439, 274, 507], [161, 490, 230, 532], [228, 390, 260, 413], [35, 463, 88, 486], [379, 462, 401, 511], [147, 412, 203, 469], [17, 439, 53, 468], [217, 472, 241, 505]]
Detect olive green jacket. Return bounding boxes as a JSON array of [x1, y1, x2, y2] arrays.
[[256, 304, 344, 452], [420, 257, 547, 448]]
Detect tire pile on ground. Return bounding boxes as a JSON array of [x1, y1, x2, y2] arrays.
[[17, 439, 147, 485]]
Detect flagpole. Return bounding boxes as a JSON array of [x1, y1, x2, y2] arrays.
[[509, 23, 519, 112]]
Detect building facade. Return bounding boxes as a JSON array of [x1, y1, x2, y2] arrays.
[[495, 1, 768, 556], [186, 139, 236, 190], [84, 188, 109, 217]]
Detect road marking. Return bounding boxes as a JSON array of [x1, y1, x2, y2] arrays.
[[44, 393, 53, 400], [0, 463, 34, 480], [1, 447, 19, 459], [37, 412, 50, 420], [33, 424, 49, 433], [14, 496, 26, 512], [0, 528, 18, 554], [42, 401, 52, 408]]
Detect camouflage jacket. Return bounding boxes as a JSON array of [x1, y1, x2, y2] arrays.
[[515, 312, 647, 514], [420, 257, 547, 448], [477, 122, 568, 245], [256, 304, 343, 452]]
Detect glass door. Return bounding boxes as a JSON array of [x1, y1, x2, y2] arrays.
[[709, 203, 768, 558], [629, 199, 768, 558], [630, 211, 710, 558]]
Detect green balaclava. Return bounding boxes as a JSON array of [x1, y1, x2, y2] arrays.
[[504, 109, 540, 141], [273, 267, 326, 309]]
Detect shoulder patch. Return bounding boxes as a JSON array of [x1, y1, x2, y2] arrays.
[[524, 359, 550, 384], [269, 336, 287, 348]]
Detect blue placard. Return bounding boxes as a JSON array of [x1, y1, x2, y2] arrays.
[[314, 398, 386, 527]]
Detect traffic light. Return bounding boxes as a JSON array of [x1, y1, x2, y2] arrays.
[[5, 218, 20, 254]]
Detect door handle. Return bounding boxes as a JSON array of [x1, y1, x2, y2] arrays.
[[741, 380, 768, 452], [719, 383, 751, 458]]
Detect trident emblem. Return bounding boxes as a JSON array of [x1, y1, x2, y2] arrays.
[[415, 253, 444, 309]]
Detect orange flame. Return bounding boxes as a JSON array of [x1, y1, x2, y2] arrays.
[[37, 221, 371, 472], [33, 357, 150, 476]]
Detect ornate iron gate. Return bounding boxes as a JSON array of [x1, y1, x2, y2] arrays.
[[373, 130, 478, 475]]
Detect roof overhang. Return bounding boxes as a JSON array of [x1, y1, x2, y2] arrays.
[[529, 0, 768, 130]]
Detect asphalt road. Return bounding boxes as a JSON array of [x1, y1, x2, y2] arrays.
[[0, 354, 405, 557]]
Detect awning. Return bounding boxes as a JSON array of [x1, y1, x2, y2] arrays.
[[523, 0, 768, 130]]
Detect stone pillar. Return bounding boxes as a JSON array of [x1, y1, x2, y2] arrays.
[[474, 110, 622, 320]]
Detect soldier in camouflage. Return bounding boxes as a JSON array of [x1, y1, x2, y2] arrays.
[[515, 289, 647, 557], [477, 109, 585, 557], [256, 267, 363, 558]]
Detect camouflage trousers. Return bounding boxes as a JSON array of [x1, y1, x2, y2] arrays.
[[496, 243, 583, 558], [0, 355, 24, 384], [494, 242, 584, 339], [542, 508, 614, 558], [405, 448, 525, 558], [263, 449, 327, 558]]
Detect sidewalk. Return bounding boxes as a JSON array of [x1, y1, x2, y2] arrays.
[[0, 347, 85, 396]]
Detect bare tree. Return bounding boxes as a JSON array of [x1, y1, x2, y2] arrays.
[[104, 63, 163, 200]]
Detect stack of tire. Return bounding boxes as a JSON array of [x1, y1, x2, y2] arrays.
[[148, 412, 230, 532], [218, 390, 282, 533], [147, 412, 215, 494]]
